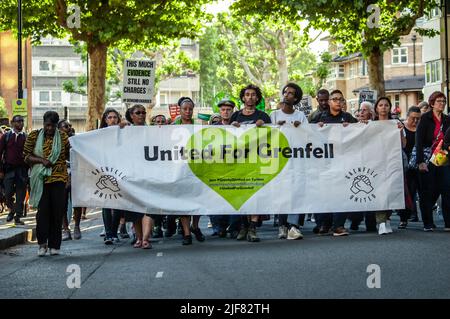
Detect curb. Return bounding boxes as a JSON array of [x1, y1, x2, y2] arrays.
[[0, 227, 36, 250]]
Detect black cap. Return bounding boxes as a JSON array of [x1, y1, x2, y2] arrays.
[[217, 99, 236, 108]]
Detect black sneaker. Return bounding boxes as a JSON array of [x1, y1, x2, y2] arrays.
[[14, 219, 25, 225], [104, 237, 113, 245], [398, 222, 407, 229], [182, 235, 192, 245], [6, 214, 14, 222], [191, 227, 205, 242]]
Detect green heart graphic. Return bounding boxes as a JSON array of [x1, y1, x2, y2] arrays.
[[186, 127, 290, 210]]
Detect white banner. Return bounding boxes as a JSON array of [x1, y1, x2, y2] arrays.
[[70, 122, 405, 215]]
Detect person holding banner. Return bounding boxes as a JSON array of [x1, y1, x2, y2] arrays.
[[312, 90, 357, 236], [98, 108, 128, 244], [231, 85, 271, 242], [23, 111, 70, 256], [271, 83, 307, 240], [124, 104, 154, 249], [416, 92, 450, 232], [373, 97, 406, 235], [173, 97, 206, 245]]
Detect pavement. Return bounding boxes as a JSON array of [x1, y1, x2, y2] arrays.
[[1, 210, 450, 299], [0, 208, 99, 250]]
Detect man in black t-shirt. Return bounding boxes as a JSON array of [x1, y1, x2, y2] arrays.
[[230, 85, 271, 242], [312, 89, 356, 237], [230, 84, 271, 127]]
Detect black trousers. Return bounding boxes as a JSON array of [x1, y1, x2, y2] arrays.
[[36, 182, 65, 249], [418, 164, 450, 228], [4, 166, 28, 219]]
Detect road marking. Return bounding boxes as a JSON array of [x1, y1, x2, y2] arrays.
[[156, 272, 164, 278], [157, 252, 163, 257]]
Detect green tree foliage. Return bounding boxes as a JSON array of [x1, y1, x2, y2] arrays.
[[0, 0, 209, 130], [232, 0, 438, 96], [199, 12, 318, 109], [0, 97, 8, 118]]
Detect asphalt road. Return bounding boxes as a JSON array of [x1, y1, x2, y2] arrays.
[[1, 212, 450, 300]]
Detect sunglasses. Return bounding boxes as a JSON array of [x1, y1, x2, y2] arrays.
[[133, 111, 147, 116], [107, 115, 118, 119]]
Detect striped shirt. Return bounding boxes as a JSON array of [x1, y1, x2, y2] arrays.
[[23, 129, 70, 184]]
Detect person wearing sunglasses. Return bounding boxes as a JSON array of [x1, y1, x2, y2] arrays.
[[0, 115, 28, 226], [123, 104, 154, 249]]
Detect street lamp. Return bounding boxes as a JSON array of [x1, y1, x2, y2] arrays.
[[17, 0, 23, 99], [411, 34, 417, 77]]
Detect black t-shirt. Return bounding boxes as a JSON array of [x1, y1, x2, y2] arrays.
[[230, 109, 272, 124], [404, 126, 416, 159], [312, 110, 357, 124]]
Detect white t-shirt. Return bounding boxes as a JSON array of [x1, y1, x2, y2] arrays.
[[270, 109, 308, 125]]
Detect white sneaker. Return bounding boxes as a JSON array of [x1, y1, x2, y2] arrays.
[[287, 226, 303, 240], [385, 220, 393, 233], [378, 223, 388, 235], [49, 248, 60, 256], [278, 226, 288, 239], [37, 246, 47, 257]]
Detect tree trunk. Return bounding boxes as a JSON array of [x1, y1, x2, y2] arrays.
[[367, 47, 385, 98], [86, 43, 108, 131], [276, 32, 288, 90]]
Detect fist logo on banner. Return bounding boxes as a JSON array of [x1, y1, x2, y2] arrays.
[[96, 175, 120, 193], [346, 167, 378, 203], [91, 167, 127, 200]]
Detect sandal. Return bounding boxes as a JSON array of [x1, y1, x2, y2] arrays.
[[133, 240, 142, 248], [142, 240, 152, 249]]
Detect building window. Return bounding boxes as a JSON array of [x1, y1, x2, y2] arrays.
[[39, 61, 50, 71], [338, 64, 345, 78], [39, 91, 50, 103], [429, 7, 440, 19], [394, 95, 400, 108], [349, 62, 355, 78], [328, 66, 336, 79], [426, 60, 442, 84], [69, 60, 82, 72], [52, 91, 62, 102], [392, 47, 408, 64], [359, 60, 368, 76]]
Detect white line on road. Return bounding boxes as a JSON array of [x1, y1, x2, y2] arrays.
[[156, 272, 164, 278], [157, 252, 163, 257]]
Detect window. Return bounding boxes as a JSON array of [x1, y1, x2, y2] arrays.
[[69, 60, 82, 72], [52, 91, 62, 102], [159, 93, 168, 105], [426, 60, 441, 84], [429, 7, 440, 19], [180, 38, 194, 46], [39, 91, 49, 102], [39, 61, 49, 71], [392, 47, 408, 64], [349, 63, 355, 78], [70, 93, 81, 103], [394, 95, 400, 108], [359, 59, 368, 76], [328, 66, 336, 79], [338, 64, 345, 78]]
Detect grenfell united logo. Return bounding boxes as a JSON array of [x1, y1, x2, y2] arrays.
[[91, 167, 126, 200], [345, 167, 377, 203]]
